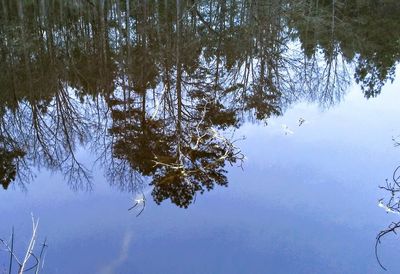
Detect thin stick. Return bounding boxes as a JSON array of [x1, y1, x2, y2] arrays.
[[19, 215, 39, 274], [9, 227, 14, 274], [35, 238, 48, 274]]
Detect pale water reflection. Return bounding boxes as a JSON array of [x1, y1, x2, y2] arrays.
[[1, 82, 400, 273]]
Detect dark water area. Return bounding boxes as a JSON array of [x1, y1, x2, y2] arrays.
[[0, 0, 400, 273]]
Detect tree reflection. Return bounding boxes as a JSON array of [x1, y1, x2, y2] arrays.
[[0, 147, 25, 189], [290, 0, 400, 98], [0, 0, 399, 207]]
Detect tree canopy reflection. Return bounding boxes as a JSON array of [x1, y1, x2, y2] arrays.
[[0, 0, 399, 207]]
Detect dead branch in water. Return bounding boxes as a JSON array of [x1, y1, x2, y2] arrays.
[[376, 164, 400, 271], [0, 215, 48, 274]]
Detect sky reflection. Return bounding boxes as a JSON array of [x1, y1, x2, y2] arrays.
[[1, 79, 400, 273]]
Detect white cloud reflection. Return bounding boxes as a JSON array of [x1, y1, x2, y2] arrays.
[[99, 231, 133, 274]]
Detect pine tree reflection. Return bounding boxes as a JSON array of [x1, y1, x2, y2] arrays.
[[0, 147, 25, 190]]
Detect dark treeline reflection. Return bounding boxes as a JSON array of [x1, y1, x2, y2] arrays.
[[0, 0, 399, 207]]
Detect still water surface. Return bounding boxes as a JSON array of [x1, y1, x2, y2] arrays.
[[0, 1, 400, 273]]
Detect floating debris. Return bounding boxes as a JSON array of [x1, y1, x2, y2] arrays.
[[298, 118, 306, 127], [128, 193, 146, 217], [282, 124, 294, 135], [378, 199, 400, 215]]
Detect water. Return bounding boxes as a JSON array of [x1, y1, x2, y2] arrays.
[[0, 1, 400, 273]]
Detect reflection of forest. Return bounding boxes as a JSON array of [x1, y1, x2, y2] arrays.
[[0, 0, 399, 207]]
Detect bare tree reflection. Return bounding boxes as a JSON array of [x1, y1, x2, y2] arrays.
[[0, 86, 94, 190]]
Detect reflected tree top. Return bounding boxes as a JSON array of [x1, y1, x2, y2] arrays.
[[0, 0, 399, 207]]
